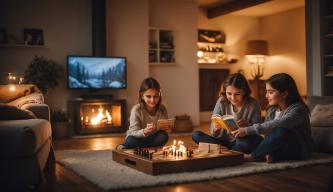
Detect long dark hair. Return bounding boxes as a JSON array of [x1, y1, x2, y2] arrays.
[[266, 73, 308, 112], [220, 73, 251, 102], [138, 77, 162, 109]]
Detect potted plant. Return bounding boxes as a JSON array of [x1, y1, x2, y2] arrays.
[[24, 56, 64, 94], [51, 109, 70, 139]]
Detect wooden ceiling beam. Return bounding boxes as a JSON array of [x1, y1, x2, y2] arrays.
[[207, 0, 272, 19]]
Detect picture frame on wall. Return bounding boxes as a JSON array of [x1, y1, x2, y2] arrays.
[[198, 29, 225, 43], [23, 28, 44, 45], [0, 28, 7, 44]]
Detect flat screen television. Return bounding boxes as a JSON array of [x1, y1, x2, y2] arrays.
[[67, 55, 127, 89]]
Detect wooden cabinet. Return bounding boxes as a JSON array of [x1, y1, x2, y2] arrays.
[[149, 28, 175, 65], [0, 43, 45, 48], [321, 0, 333, 95], [199, 69, 229, 111], [249, 79, 268, 110]]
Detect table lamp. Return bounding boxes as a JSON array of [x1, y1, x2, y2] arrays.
[[245, 40, 269, 79]]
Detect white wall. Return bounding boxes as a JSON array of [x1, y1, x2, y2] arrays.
[[106, 0, 149, 116], [0, 0, 200, 126], [106, 0, 200, 125], [148, 0, 199, 126], [0, 0, 307, 125], [260, 7, 307, 96], [0, 0, 92, 110]]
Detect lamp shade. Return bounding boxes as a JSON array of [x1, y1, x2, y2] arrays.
[[245, 40, 269, 55]]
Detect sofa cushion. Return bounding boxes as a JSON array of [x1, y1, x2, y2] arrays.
[[0, 119, 52, 158], [312, 126, 333, 153], [310, 104, 333, 127], [0, 104, 36, 120]]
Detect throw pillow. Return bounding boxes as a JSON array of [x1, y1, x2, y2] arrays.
[[310, 104, 333, 127], [0, 104, 36, 120], [8, 93, 44, 108], [0, 84, 41, 103]]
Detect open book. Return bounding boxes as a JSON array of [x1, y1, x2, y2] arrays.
[[157, 118, 175, 132], [211, 114, 239, 133]]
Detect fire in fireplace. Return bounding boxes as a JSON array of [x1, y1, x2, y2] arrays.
[[68, 99, 126, 135]]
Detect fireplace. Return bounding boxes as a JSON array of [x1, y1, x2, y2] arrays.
[[68, 99, 126, 135]]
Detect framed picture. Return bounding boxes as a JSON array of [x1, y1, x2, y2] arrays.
[[198, 29, 225, 43], [23, 28, 44, 45], [0, 28, 7, 44]]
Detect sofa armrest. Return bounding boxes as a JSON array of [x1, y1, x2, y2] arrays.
[[21, 103, 50, 121]]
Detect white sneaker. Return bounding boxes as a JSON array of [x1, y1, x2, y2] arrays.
[[116, 144, 125, 150]]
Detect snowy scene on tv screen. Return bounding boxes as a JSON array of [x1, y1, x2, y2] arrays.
[[68, 57, 126, 89]]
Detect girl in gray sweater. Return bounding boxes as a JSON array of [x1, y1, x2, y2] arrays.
[[192, 73, 263, 153], [233, 73, 313, 162], [118, 77, 169, 149]]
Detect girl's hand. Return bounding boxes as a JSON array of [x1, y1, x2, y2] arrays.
[[232, 127, 247, 138], [214, 122, 222, 130], [237, 119, 250, 127], [144, 123, 156, 136], [160, 125, 171, 132]]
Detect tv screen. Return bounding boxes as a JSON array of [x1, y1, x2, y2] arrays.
[[67, 55, 127, 89]]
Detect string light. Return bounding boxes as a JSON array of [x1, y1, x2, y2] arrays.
[[7, 72, 24, 85], [9, 84, 16, 92]]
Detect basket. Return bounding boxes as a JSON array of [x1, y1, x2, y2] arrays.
[[173, 114, 194, 133]]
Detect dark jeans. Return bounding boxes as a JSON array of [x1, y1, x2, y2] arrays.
[[124, 130, 169, 148], [192, 130, 263, 154], [252, 127, 302, 161]]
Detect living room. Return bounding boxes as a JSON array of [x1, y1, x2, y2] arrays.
[[1, 0, 333, 191]]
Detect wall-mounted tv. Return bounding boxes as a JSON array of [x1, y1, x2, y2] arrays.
[[67, 55, 127, 89]]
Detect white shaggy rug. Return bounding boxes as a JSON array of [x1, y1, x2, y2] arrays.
[[55, 150, 333, 191], [71, 131, 194, 139]]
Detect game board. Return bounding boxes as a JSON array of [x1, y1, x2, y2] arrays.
[[112, 146, 243, 175]]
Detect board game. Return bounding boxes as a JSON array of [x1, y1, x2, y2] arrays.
[[112, 142, 243, 175]]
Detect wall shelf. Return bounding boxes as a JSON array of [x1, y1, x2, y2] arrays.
[[149, 63, 177, 66], [325, 34, 333, 37], [149, 27, 176, 64], [197, 41, 225, 64], [324, 73, 333, 77], [321, 0, 333, 95], [0, 43, 45, 48], [326, 14, 333, 19]]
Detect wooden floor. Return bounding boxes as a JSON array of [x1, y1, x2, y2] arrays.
[[39, 124, 333, 192]]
